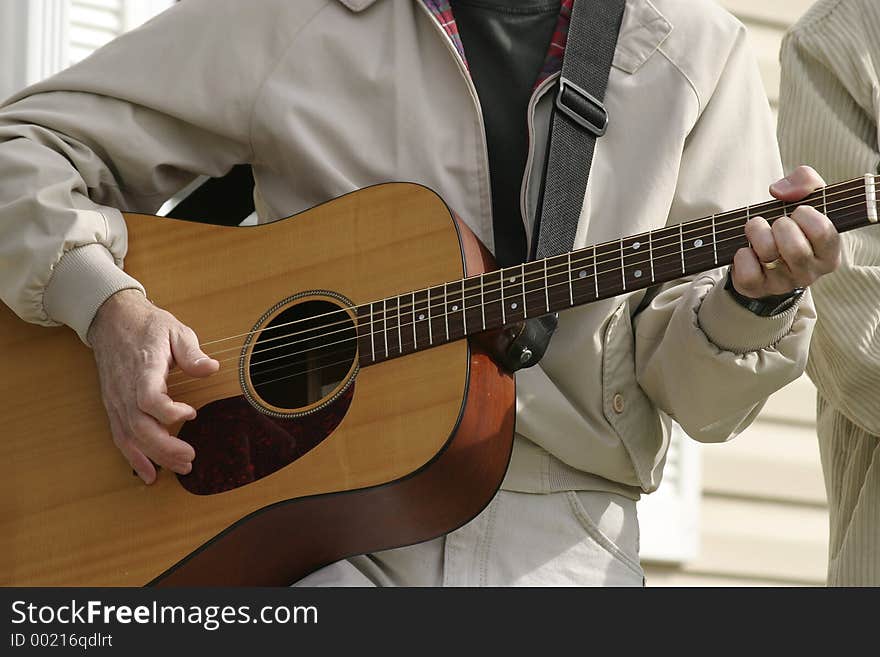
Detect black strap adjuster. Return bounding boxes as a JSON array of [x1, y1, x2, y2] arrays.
[[555, 76, 609, 137]]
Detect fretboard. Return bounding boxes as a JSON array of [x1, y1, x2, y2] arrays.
[[357, 174, 878, 366]]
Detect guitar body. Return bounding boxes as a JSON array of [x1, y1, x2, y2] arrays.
[[0, 183, 515, 586]]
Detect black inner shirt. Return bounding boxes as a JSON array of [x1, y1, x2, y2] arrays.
[[451, 0, 561, 266]]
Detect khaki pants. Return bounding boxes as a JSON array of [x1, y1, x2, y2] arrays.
[[295, 490, 644, 587]]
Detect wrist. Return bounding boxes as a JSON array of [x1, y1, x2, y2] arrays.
[[43, 244, 147, 345], [724, 271, 804, 317], [87, 288, 149, 347]]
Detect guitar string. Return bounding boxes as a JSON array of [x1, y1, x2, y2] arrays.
[[189, 179, 871, 351], [222, 206, 875, 393], [173, 191, 873, 382], [191, 180, 869, 351], [167, 192, 872, 380], [172, 185, 871, 374], [219, 200, 869, 391], [247, 199, 867, 385], [167, 202, 872, 390]]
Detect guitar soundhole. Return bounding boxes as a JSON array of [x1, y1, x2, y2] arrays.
[[244, 295, 358, 417]]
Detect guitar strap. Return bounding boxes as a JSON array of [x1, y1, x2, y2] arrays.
[[500, 0, 627, 371]]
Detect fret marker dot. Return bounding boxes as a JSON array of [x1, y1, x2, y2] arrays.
[[510, 276, 517, 283], [418, 314, 425, 321], [634, 270, 642, 278], [633, 242, 641, 250], [452, 305, 458, 311], [579, 270, 587, 279], [694, 239, 703, 248], [511, 303, 518, 310]]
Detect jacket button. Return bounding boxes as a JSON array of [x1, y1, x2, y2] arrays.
[[612, 393, 625, 414]]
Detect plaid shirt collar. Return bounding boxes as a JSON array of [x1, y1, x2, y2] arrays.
[[422, 0, 573, 88]]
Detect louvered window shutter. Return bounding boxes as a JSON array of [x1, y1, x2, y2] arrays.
[[637, 422, 702, 563], [69, 0, 175, 64], [69, 0, 125, 64], [1, 0, 175, 100]]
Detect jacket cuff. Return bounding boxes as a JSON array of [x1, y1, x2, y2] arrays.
[[697, 275, 801, 354], [42, 243, 146, 345]]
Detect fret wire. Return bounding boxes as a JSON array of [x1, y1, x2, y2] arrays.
[[593, 245, 599, 298], [501, 271, 507, 325], [823, 186, 828, 215], [461, 279, 467, 334], [543, 259, 550, 312], [678, 223, 685, 274], [370, 303, 376, 362], [411, 292, 416, 352], [427, 288, 433, 346], [396, 296, 403, 355], [619, 239, 626, 291], [521, 263, 528, 319], [481, 274, 486, 330], [443, 283, 449, 342], [711, 214, 718, 265], [382, 299, 388, 358], [648, 231, 655, 282]]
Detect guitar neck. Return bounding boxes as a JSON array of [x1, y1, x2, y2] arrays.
[[357, 174, 878, 366]]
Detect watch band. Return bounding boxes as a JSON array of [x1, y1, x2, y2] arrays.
[[724, 272, 805, 317]]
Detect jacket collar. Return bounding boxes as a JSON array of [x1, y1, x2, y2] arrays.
[[335, 0, 379, 11], [332, 0, 671, 75]]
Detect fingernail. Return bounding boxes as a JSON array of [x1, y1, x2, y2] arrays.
[[773, 178, 793, 193]]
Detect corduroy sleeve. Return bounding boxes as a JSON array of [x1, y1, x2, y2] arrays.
[[779, 0, 880, 435]]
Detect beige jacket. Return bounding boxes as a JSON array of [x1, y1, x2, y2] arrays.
[[778, 0, 880, 585], [0, 0, 814, 496]]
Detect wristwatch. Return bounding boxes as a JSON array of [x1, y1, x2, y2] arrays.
[[724, 272, 805, 317]]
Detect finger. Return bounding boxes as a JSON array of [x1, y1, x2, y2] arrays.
[[731, 247, 766, 298], [770, 165, 827, 201], [126, 410, 195, 475], [789, 204, 842, 270], [108, 407, 157, 484], [136, 366, 197, 426], [171, 325, 219, 378], [744, 216, 779, 264], [772, 215, 816, 285]]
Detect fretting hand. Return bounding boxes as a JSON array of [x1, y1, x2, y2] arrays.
[[731, 165, 841, 298]]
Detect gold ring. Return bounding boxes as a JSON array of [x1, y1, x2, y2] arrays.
[[762, 258, 782, 271]]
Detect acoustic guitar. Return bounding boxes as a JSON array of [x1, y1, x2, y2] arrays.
[[1, 177, 876, 586]]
